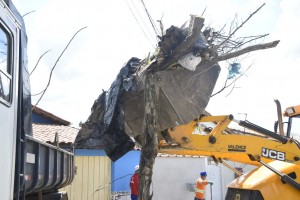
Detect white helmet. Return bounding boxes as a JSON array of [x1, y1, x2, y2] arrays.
[[135, 165, 139, 171]]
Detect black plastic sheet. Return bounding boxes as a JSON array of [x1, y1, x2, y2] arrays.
[[75, 57, 141, 161]]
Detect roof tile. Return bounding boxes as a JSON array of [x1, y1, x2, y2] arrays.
[[32, 124, 79, 144]]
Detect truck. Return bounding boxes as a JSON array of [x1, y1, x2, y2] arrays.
[[0, 0, 75, 199], [159, 100, 300, 199]]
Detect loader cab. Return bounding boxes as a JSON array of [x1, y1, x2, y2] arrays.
[[284, 105, 300, 141], [274, 104, 300, 141]]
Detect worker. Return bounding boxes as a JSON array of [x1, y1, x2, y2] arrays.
[[194, 171, 213, 200], [130, 165, 139, 200]]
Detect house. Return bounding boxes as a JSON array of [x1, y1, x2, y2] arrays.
[[111, 152, 255, 200], [111, 148, 141, 199], [32, 106, 111, 200], [32, 106, 255, 200], [32, 106, 78, 148], [32, 106, 113, 199], [152, 154, 255, 200]]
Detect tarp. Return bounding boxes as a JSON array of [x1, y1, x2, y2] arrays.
[[75, 58, 140, 161]]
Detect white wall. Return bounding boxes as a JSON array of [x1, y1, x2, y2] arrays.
[[112, 156, 256, 200], [151, 156, 256, 200], [207, 164, 223, 200], [152, 156, 208, 200]]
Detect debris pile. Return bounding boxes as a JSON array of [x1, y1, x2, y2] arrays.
[[75, 15, 221, 161]]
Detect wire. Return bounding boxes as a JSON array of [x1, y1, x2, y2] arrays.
[[125, 0, 156, 49], [130, 0, 157, 44], [89, 173, 133, 200], [140, 0, 160, 38], [94, 173, 133, 192]]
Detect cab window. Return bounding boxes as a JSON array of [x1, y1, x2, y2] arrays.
[[0, 24, 11, 103], [289, 116, 300, 142]]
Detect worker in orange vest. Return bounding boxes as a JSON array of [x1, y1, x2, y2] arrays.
[[194, 171, 213, 200]]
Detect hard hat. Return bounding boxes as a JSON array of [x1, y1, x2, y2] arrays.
[[135, 165, 139, 171], [200, 171, 207, 177]]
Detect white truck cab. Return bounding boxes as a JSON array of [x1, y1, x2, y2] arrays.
[[0, 1, 21, 199], [0, 1, 74, 199]]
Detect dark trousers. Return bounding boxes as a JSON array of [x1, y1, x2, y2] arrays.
[[131, 194, 138, 200], [195, 198, 205, 200]]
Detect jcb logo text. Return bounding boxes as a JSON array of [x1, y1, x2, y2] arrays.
[[261, 148, 285, 161]]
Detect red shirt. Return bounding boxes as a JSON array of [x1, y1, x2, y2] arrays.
[[130, 173, 139, 195]]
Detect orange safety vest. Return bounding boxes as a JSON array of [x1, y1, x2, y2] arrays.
[[195, 178, 208, 199]]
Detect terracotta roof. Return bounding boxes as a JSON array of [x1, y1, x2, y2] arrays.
[[32, 106, 70, 126], [32, 124, 79, 144]]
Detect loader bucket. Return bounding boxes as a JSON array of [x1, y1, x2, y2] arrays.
[[123, 60, 220, 137], [76, 16, 221, 161]]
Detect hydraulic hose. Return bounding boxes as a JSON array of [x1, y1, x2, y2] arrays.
[[237, 120, 288, 144]]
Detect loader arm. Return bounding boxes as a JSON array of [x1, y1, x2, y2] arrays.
[[159, 115, 300, 166]]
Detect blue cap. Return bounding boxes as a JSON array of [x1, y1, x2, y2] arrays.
[[200, 171, 207, 176]]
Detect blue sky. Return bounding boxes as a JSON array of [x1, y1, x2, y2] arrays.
[[12, 0, 300, 132]]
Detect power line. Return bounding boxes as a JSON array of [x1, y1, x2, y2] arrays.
[[140, 0, 160, 38], [125, 0, 156, 49], [130, 0, 157, 44]]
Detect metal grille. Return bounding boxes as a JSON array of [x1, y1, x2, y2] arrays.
[[186, 183, 195, 192]]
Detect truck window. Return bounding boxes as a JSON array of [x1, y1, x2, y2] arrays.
[[290, 116, 300, 142], [0, 24, 11, 104]]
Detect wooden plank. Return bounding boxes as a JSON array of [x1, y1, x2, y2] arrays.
[[93, 156, 101, 200], [77, 156, 84, 200], [81, 156, 89, 200], [60, 155, 111, 200], [104, 157, 111, 199], [100, 157, 106, 199], [87, 156, 95, 200]]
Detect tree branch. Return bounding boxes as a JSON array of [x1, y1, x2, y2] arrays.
[[22, 10, 35, 18], [30, 49, 51, 76], [211, 64, 252, 97], [33, 26, 87, 109], [224, 34, 269, 54], [214, 40, 280, 62], [216, 3, 266, 49]]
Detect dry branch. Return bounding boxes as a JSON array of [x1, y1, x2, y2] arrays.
[[211, 64, 252, 97], [216, 3, 266, 49], [215, 40, 280, 62], [33, 26, 87, 109], [30, 49, 51, 76]]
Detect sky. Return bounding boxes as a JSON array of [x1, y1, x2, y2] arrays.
[[11, 0, 300, 131]]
